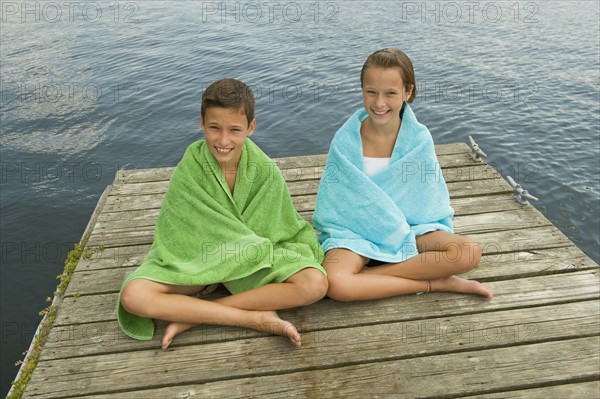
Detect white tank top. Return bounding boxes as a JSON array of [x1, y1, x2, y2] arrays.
[[363, 156, 391, 176]]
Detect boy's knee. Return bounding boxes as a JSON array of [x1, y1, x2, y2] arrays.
[[301, 268, 329, 302], [288, 268, 328, 304], [120, 280, 145, 315]]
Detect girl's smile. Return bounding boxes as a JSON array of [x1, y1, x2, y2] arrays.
[[361, 67, 413, 134]]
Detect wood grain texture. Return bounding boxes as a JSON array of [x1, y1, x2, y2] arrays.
[[22, 146, 600, 399]]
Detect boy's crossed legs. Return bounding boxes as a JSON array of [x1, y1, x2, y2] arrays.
[[120, 268, 327, 349]]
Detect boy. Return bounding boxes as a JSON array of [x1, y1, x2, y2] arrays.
[[118, 78, 327, 349]]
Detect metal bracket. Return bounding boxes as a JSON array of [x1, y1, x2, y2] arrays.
[[507, 176, 539, 205], [468, 135, 487, 162]]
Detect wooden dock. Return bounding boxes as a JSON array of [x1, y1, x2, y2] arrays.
[[17, 143, 599, 398]]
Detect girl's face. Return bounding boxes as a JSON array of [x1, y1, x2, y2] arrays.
[[361, 67, 413, 130]]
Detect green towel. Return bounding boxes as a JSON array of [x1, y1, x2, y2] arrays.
[[117, 139, 325, 340]]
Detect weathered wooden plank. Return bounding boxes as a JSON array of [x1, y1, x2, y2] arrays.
[[89, 192, 528, 248], [274, 143, 469, 165], [115, 166, 174, 184], [90, 207, 551, 247], [33, 300, 600, 375], [443, 162, 500, 182], [67, 267, 132, 295], [83, 200, 537, 268], [88, 204, 549, 248], [75, 244, 152, 272], [466, 245, 597, 280], [450, 194, 526, 216], [111, 144, 473, 183], [88, 230, 153, 247], [26, 325, 600, 398], [453, 207, 551, 233], [96, 188, 523, 220], [461, 380, 600, 399], [472, 225, 574, 254], [22, 145, 600, 399], [65, 245, 598, 299], [52, 260, 599, 363], [110, 180, 169, 196], [294, 192, 527, 216], [108, 163, 500, 198], [93, 210, 160, 232], [111, 167, 326, 196], [83, 209, 556, 268], [102, 193, 165, 213], [39, 285, 600, 362], [88, 216, 573, 251], [101, 172, 512, 215], [74, 337, 600, 399], [92, 194, 521, 232], [284, 163, 499, 184], [54, 268, 599, 329], [283, 175, 511, 197], [91, 186, 518, 236], [436, 142, 471, 154], [81, 380, 600, 399], [95, 208, 160, 224]]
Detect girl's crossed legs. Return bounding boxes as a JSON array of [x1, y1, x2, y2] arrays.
[[325, 231, 493, 302]]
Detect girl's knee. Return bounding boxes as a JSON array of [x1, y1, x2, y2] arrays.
[[454, 239, 481, 273], [326, 274, 355, 302], [469, 241, 482, 265]]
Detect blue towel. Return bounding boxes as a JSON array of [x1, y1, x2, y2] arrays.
[[313, 105, 454, 263]]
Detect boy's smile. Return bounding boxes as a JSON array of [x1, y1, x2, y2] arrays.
[[201, 107, 256, 167]]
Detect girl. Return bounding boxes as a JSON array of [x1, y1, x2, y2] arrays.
[[313, 48, 493, 301]]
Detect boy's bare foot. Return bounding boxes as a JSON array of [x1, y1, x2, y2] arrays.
[[432, 276, 493, 299], [161, 310, 301, 350], [162, 322, 195, 350], [253, 310, 302, 347]]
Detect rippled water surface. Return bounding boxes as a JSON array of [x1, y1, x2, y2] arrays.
[[1, 1, 598, 393]]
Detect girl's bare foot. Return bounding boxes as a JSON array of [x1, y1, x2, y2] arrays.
[[432, 276, 493, 299]]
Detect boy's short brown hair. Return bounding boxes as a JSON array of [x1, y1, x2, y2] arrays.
[[201, 78, 255, 124], [360, 48, 417, 103]]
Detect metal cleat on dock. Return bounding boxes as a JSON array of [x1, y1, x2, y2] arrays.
[[507, 175, 539, 205], [467, 135, 487, 162]]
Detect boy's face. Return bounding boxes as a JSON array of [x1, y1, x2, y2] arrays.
[[201, 107, 256, 167]]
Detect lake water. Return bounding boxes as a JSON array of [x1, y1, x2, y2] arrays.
[[1, 0, 598, 393]]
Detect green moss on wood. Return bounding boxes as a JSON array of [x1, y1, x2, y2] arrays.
[[8, 238, 103, 399]]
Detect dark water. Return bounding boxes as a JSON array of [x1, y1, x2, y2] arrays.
[[1, 0, 598, 393]]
